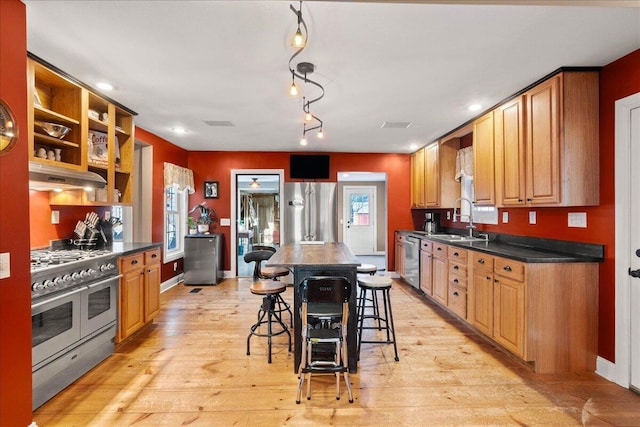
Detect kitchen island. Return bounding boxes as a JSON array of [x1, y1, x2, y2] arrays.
[[267, 242, 360, 373]]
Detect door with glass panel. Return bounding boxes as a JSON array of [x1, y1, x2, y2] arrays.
[[342, 186, 376, 255]]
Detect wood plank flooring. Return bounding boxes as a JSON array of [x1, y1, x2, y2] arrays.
[[34, 277, 640, 426]]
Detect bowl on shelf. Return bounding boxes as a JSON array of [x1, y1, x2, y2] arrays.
[[35, 121, 71, 139]]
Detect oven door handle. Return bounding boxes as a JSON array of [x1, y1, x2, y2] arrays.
[[87, 274, 123, 289], [32, 286, 85, 309]]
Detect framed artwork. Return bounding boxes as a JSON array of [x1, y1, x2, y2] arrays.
[[204, 181, 219, 199]]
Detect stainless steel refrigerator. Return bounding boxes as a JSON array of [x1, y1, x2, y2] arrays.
[[184, 233, 223, 285], [283, 182, 337, 244]]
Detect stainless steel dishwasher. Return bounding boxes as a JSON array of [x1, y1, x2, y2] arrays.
[[403, 236, 420, 290]]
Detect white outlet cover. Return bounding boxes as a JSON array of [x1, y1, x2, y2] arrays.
[[502, 211, 509, 223], [529, 211, 537, 224], [568, 212, 587, 228], [220, 218, 231, 226], [0, 253, 10, 279]]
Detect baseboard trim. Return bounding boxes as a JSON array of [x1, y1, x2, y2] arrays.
[[595, 356, 617, 383], [161, 273, 183, 293]]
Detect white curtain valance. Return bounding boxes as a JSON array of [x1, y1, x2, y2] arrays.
[[455, 146, 474, 182], [164, 162, 195, 194]]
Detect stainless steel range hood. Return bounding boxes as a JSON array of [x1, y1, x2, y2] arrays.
[[29, 161, 106, 190]]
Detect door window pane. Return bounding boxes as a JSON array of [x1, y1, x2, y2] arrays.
[[349, 194, 369, 225]]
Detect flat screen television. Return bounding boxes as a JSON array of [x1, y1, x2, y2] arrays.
[[290, 154, 330, 179]]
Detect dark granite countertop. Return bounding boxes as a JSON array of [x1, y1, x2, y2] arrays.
[[397, 230, 604, 263], [109, 242, 163, 257]]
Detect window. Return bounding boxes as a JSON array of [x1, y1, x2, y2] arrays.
[[349, 193, 370, 226], [164, 185, 187, 262], [111, 206, 124, 242]]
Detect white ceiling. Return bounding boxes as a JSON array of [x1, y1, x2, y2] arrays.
[[23, 1, 640, 154]]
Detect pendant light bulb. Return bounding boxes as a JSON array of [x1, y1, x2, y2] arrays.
[[292, 27, 305, 48], [289, 71, 299, 96], [300, 136, 307, 146], [305, 111, 312, 122], [317, 128, 324, 139]]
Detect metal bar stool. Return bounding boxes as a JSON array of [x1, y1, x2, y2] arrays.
[[356, 275, 399, 362], [250, 246, 293, 327], [357, 263, 381, 328], [245, 250, 292, 363]]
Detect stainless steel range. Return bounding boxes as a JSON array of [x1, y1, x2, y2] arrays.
[[31, 244, 121, 410]]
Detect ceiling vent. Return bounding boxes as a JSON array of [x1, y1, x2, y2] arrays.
[[381, 121, 412, 129], [204, 120, 234, 127]]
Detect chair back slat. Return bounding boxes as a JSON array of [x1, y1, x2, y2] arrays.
[[301, 276, 351, 304]]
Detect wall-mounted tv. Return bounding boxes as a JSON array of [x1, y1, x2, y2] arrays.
[[290, 154, 330, 179]]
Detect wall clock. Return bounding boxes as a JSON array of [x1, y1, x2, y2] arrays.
[[0, 99, 18, 156]]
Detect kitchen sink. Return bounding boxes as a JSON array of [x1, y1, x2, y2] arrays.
[[427, 234, 487, 242]]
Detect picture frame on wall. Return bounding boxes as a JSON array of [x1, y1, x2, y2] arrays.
[[204, 181, 219, 199]]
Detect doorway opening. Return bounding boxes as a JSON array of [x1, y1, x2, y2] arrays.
[[337, 172, 387, 272], [231, 170, 284, 277]]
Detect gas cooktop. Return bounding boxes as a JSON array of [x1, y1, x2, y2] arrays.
[[30, 249, 113, 273]]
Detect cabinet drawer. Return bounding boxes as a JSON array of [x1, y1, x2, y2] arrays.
[[494, 258, 525, 282], [433, 242, 448, 257], [471, 252, 495, 271], [448, 273, 467, 290], [449, 261, 467, 277], [145, 248, 161, 265], [120, 253, 144, 274], [448, 283, 467, 319], [448, 246, 468, 263], [420, 240, 432, 252], [396, 234, 407, 243]]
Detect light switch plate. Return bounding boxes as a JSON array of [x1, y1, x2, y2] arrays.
[[502, 211, 509, 223], [0, 253, 10, 279], [529, 211, 537, 225], [220, 218, 231, 226], [446, 211, 451, 220], [568, 212, 587, 228]]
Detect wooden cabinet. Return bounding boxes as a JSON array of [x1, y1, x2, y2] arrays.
[[117, 247, 162, 342], [493, 258, 526, 358], [431, 243, 448, 306], [494, 95, 526, 206], [28, 55, 136, 206], [410, 148, 425, 208], [423, 143, 439, 207], [419, 240, 433, 296], [447, 246, 467, 319], [472, 111, 495, 205], [495, 71, 599, 207], [394, 233, 406, 277], [468, 252, 495, 336]]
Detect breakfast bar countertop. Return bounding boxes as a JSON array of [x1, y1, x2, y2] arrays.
[[266, 241, 360, 268]]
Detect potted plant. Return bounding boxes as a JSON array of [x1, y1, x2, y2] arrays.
[[187, 217, 197, 235], [189, 202, 217, 234]]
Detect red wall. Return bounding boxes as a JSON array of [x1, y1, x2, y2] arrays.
[[187, 152, 413, 271], [0, 0, 33, 424], [414, 49, 640, 363]]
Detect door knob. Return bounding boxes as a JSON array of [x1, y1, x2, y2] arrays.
[[629, 268, 640, 278]]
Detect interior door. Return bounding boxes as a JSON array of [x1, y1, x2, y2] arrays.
[[343, 186, 375, 255], [630, 105, 640, 392]]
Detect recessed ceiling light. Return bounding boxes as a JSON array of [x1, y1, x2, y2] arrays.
[[172, 127, 188, 134], [96, 82, 114, 91], [409, 143, 418, 150], [468, 104, 482, 112]]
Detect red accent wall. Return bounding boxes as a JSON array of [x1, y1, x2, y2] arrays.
[[0, 0, 33, 424], [187, 152, 413, 271], [134, 127, 189, 283], [414, 49, 640, 363]]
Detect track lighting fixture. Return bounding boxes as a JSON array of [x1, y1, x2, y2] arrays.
[[288, 1, 325, 147]]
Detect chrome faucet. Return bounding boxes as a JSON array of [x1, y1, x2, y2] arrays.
[[453, 197, 475, 237]]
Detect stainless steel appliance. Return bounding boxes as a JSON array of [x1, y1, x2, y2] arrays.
[[283, 182, 337, 244], [184, 233, 223, 285], [30, 245, 120, 410], [423, 212, 440, 234], [403, 236, 420, 290]]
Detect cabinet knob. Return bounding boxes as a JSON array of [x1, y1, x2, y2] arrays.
[[453, 278, 459, 284], [151, 253, 157, 258], [518, 199, 523, 202], [453, 291, 459, 297], [131, 259, 138, 265], [453, 252, 459, 257], [503, 265, 512, 272], [526, 198, 532, 202], [437, 247, 442, 251], [486, 276, 491, 280], [453, 265, 459, 270], [478, 259, 485, 264], [494, 279, 499, 283]]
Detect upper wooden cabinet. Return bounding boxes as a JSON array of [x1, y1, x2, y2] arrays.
[[472, 111, 495, 205], [410, 148, 426, 208], [424, 143, 440, 207], [495, 71, 599, 207], [28, 55, 136, 206]]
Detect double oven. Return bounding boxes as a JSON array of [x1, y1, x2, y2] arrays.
[[31, 248, 121, 409]]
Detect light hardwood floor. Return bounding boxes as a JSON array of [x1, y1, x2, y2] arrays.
[[34, 277, 640, 426]]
